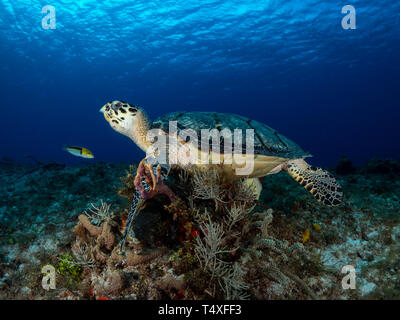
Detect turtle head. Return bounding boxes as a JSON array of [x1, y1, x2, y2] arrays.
[[100, 100, 152, 152], [100, 101, 138, 136]]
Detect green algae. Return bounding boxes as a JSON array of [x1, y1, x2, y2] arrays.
[[55, 254, 83, 289]]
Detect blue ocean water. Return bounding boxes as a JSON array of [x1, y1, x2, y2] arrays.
[[0, 0, 399, 167]]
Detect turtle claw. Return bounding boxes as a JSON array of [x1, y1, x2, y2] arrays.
[[134, 158, 177, 203]]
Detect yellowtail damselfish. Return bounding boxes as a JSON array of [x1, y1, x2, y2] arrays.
[[63, 146, 94, 159]]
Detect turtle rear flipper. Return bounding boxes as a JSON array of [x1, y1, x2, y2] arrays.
[[285, 160, 342, 206]]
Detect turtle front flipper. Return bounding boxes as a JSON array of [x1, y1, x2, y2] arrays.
[[121, 160, 175, 251], [134, 158, 176, 202], [285, 159, 343, 206]]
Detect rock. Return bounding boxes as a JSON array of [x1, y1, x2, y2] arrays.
[[335, 156, 357, 175], [132, 199, 165, 245], [367, 231, 379, 239], [363, 158, 400, 175], [359, 280, 377, 296]]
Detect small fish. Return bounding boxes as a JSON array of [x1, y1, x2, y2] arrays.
[[302, 229, 310, 243], [63, 146, 94, 159], [312, 223, 321, 231]]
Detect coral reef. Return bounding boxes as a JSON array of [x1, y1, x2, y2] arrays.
[[0, 157, 399, 299]]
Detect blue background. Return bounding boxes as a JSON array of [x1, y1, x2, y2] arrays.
[[0, 0, 399, 167]]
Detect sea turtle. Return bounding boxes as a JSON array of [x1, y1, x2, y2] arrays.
[[100, 101, 342, 249]]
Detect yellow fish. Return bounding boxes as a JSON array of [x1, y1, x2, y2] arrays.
[[63, 146, 94, 159], [312, 223, 321, 231], [302, 229, 310, 243]]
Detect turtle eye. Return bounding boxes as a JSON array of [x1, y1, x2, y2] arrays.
[[128, 105, 138, 114]]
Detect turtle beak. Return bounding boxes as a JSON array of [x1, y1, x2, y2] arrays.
[[100, 104, 111, 122]]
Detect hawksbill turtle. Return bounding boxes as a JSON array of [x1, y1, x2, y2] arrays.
[[100, 101, 342, 249]]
